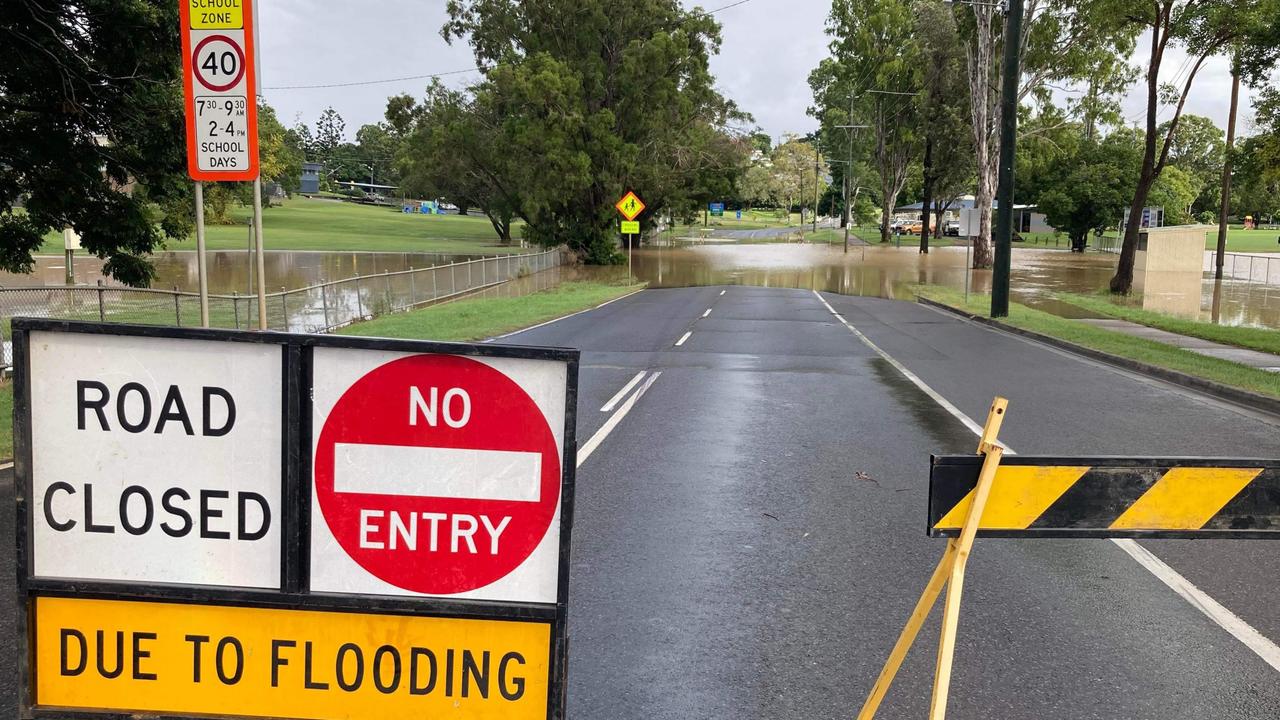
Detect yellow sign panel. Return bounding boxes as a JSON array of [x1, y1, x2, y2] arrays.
[[620, 220, 640, 234], [615, 191, 645, 221], [189, 0, 245, 29], [35, 597, 551, 720]]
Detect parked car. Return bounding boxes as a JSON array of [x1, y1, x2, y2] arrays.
[[943, 220, 960, 237]]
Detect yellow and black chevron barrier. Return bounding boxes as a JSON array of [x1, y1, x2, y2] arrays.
[[929, 456, 1280, 538], [858, 396, 1280, 720]]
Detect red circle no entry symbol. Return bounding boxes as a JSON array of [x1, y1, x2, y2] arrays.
[[192, 35, 246, 92], [314, 354, 561, 595]]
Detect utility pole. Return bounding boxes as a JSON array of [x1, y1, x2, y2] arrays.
[[991, 0, 1021, 318], [813, 145, 820, 234]]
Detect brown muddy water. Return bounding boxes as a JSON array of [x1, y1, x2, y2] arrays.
[[16, 243, 1280, 329], [630, 243, 1280, 329]]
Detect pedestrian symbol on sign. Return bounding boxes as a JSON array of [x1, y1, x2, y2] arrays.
[[615, 191, 646, 221]]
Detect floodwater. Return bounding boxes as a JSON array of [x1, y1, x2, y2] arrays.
[[630, 242, 1280, 329], [11, 250, 493, 293], [15, 242, 1280, 330]]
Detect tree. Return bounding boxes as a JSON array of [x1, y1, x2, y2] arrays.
[[1110, 0, 1264, 293], [1160, 114, 1224, 216], [443, 0, 748, 263], [960, 0, 1140, 269], [765, 139, 827, 221], [811, 0, 923, 244], [915, 0, 972, 253], [395, 82, 523, 242], [1035, 129, 1140, 250], [1, 0, 190, 286], [737, 163, 774, 211]]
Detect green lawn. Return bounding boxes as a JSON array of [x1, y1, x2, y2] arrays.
[[1092, 227, 1280, 253], [916, 286, 1280, 400], [338, 280, 644, 342], [1055, 291, 1280, 355], [39, 197, 528, 255]]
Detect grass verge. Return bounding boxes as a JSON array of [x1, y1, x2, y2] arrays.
[[915, 286, 1280, 400], [1055, 291, 1280, 356], [0, 381, 11, 461], [339, 280, 644, 342]]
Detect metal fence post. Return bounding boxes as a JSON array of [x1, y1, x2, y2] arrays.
[[233, 292, 240, 329], [409, 267, 416, 305], [280, 287, 288, 332], [450, 265, 456, 296], [96, 280, 105, 322], [321, 285, 330, 330], [174, 286, 181, 326], [356, 275, 365, 318], [431, 267, 438, 300], [469, 260, 473, 289], [385, 271, 393, 311]]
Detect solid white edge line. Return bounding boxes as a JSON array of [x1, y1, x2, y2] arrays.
[[485, 287, 646, 341], [719, 290, 726, 296], [812, 288, 1280, 674], [578, 371, 661, 466], [702, 308, 712, 318], [1112, 538, 1280, 672], [675, 331, 692, 347], [811, 291, 984, 437], [600, 371, 647, 412]]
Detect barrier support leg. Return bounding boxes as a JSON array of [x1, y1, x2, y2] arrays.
[[856, 397, 1007, 720], [929, 398, 1006, 720]]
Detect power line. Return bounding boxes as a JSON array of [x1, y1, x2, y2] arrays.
[[263, 66, 487, 91]]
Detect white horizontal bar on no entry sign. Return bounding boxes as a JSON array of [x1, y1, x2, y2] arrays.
[[333, 443, 542, 502]]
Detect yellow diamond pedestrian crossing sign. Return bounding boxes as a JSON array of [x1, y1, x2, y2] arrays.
[[615, 191, 645, 221]]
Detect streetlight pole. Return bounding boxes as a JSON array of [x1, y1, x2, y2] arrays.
[[813, 145, 820, 234], [991, 0, 1021, 318], [834, 122, 869, 253]]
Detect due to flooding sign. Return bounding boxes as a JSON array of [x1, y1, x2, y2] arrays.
[[180, 0, 260, 180], [13, 320, 578, 720]]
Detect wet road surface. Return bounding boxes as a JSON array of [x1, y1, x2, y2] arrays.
[[6, 286, 1280, 717], [498, 286, 1280, 719]]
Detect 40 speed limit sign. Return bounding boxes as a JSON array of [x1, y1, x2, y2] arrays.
[[180, 0, 260, 181]]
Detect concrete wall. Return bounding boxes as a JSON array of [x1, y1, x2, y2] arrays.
[[1136, 225, 1208, 274]]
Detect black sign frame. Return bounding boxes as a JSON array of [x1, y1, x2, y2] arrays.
[[12, 318, 579, 720]]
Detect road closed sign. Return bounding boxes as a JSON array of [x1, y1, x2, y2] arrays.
[[310, 347, 572, 603], [180, 0, 260, 181], [13, 320, 577, 720], [25, 328, 283, 588]]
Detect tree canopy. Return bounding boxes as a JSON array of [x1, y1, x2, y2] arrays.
[[2, 0, 190, 286], [441, 0, 751, 262]]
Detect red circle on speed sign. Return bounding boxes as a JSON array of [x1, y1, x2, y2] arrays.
[[314, 354, 561, 594], [192, 35, 246, 92]]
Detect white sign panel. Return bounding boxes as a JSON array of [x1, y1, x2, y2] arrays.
[[309, 347, 568, 604], [29, 332, 283, 588]]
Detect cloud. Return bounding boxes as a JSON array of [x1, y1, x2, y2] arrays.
[[258, 1, 1268, 144]]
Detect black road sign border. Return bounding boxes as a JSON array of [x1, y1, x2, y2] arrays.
[[13, 318, 579, 720]]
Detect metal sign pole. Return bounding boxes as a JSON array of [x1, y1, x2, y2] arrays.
[[628, 234, 633, 279], [193, 181, 210, 327], [253, 176, 267, 330]]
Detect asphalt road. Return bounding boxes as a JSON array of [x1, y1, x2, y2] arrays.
[[6, 285, 1280, 718], [498, 286, 1280, 719]]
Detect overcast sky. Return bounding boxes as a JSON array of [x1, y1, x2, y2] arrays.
[[258, 0, 1275, 145]]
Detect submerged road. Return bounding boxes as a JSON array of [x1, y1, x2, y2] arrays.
[[3, 286, 1280, 717], [498, 286, 1280, 719]]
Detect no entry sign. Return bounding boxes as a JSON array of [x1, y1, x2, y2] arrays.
[[310, 348, 571, 603], [180, 0, 259, 181]]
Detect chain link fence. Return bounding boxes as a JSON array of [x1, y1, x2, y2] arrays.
[[0, 250, 564, 366]]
